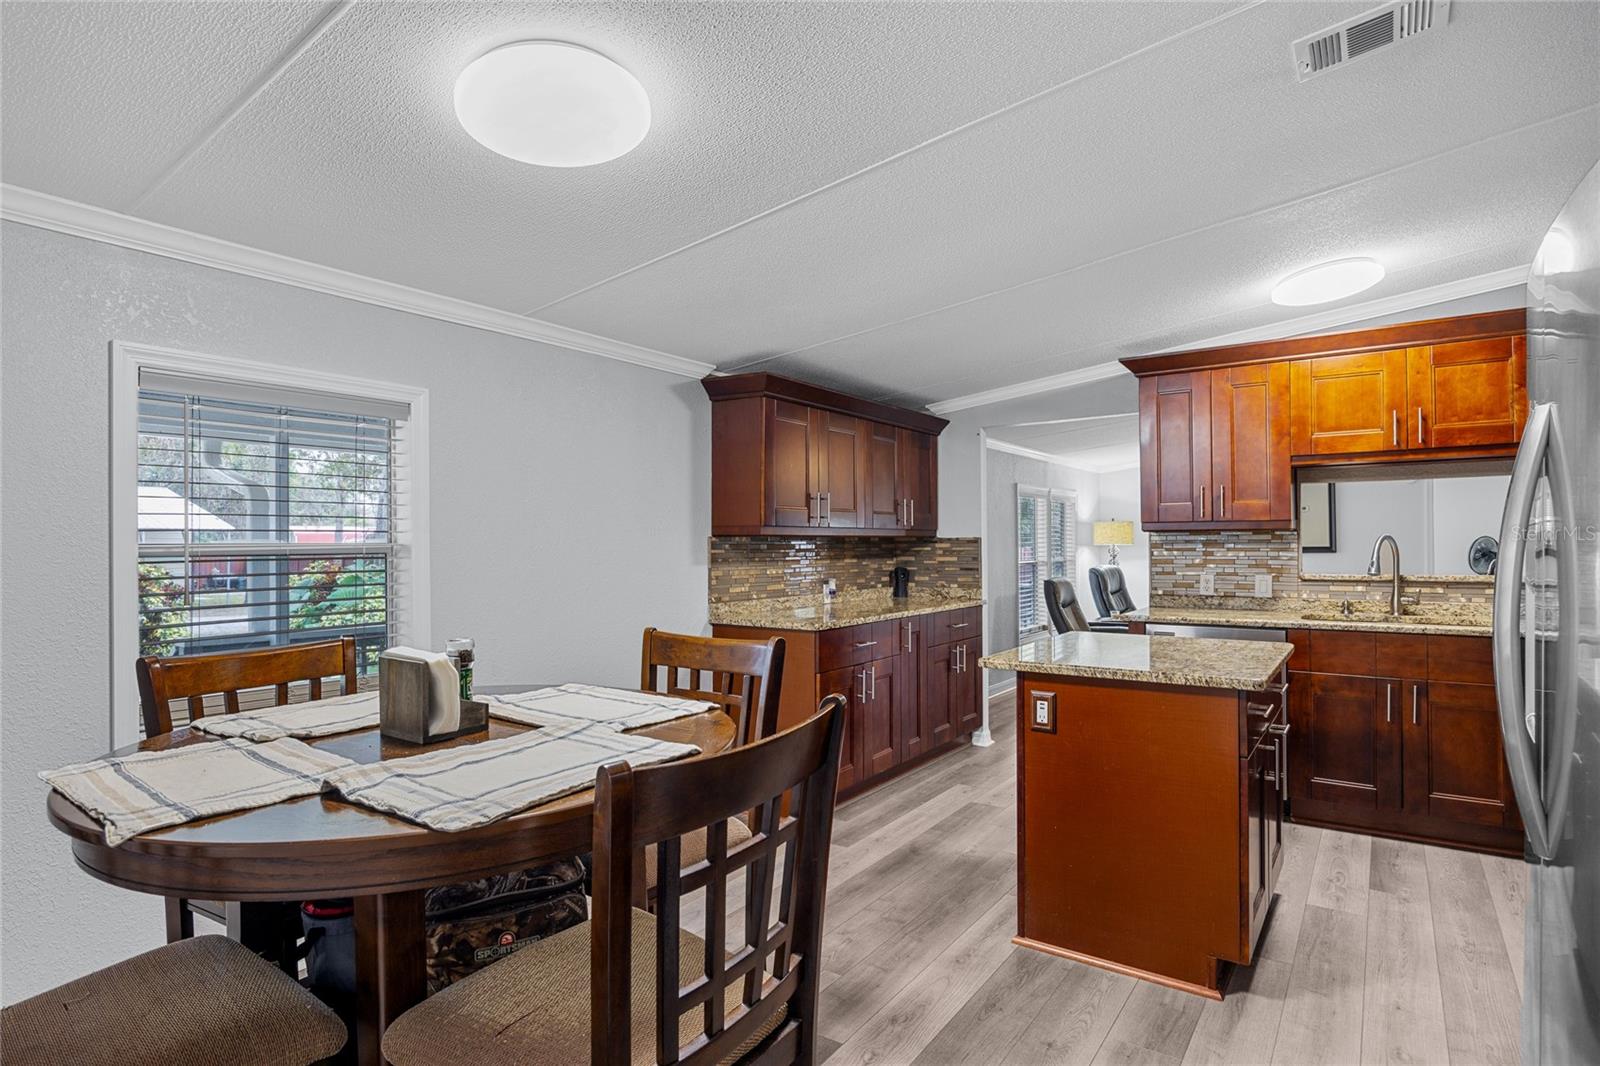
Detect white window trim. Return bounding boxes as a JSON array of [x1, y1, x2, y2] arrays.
[[109, 340, 430, 747], [1016, 483, 1077, 639]]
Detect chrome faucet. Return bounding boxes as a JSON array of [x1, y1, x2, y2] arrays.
[[1367, 534, 1403, 616]]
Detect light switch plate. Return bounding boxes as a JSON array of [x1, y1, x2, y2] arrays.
[[1029, 690, 1057, 733], [1199, 570, 1217, 595], [1255, 574, 1273, 597]]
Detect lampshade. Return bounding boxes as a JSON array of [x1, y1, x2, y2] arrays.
[[1093, 520, 1135, 547]]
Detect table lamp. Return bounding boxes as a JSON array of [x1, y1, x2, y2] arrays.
[[1092, 519, 1135, 566]]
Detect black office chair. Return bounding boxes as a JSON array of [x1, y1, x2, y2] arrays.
[[1044, 579, 1128, 635], [1088, 566, 1136, 632]]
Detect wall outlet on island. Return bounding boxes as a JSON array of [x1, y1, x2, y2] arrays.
[[1199, 570, 1216, 595], [1254, 574, 1272, 597]]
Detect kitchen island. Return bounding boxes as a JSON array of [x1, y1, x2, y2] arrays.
[[982, 630, 1293, 999]]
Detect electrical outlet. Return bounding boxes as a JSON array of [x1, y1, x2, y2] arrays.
[[1254, 574, 1273, 598], [1029, 691, 1057, 733], [1199, 570, 1217, 595]]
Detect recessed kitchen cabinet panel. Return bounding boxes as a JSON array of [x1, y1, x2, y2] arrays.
[[1210, 362, 1291, 522], [766, 399, 816, 529], [1407, 337, 1527, 449], [1288, 349, 1408, 456], [1139, 371, 1211, 525]]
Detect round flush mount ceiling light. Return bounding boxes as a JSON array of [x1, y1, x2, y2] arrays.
[[454, 41, 649, 167], [1270, 257, 1386, 306]]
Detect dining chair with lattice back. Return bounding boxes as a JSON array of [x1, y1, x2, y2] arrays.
[[639, 627, 785, 749], [382, 693, 848, 1066], [135, 636, 358, 962], [637, 628, 785, 910]]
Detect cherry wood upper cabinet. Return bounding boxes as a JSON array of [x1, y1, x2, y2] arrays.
[[1407, 337, 1527, 449], [1211, 362, 1291, 523], [813, 410, 867, 528], [763, 399, 817, 529], [896, 427, 937, 533], [1287, 349, 1408, 456], [1138, 371, 1211, 526], [1125, 311, 1528, 530], [705, 373, 946, 536]]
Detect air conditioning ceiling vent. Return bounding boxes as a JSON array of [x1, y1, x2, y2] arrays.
[[1292, 0, 1450, 81]]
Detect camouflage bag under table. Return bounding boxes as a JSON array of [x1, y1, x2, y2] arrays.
[[424, 859, 588, 993]]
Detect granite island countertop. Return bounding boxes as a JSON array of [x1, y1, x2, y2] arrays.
[[980, 631, 1293, 691], [1124, 600, 1490, 638], [709, 588, 985, 632]]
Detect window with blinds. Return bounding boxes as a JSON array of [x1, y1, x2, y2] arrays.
[[1017, 487, 1076, 636], [136, 371, 410, 695]]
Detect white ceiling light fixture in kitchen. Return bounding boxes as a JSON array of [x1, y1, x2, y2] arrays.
[[1271, 257, 1386, 306], [454, 41, 650, 167]]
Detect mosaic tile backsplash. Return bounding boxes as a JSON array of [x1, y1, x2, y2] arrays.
[[1149, 530, 1494, 608], [709, 536, 982, 604]]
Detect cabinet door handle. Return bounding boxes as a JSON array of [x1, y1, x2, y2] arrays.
[[807, 493, 817, 525], [1392, 409, 1399, 447], [821, 492, 832, 526], [1269, 720, 1291, 791], [857, 669, 867, 701], [869, 664, 877, 700], [1412, 684, 1420, 726], [898, 498, 907, 526], [903, 622, 913, 652], [1385, 682, 1393, 723], [908, 498, 915, 527], [1416, 407, 1425, 446], [1199, 484, 1206, 519], [1262, 741, 1279, 784], [1218, 484, 1226, 517]]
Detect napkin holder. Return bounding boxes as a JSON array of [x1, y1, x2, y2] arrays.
[[379, 654, 488, 745]]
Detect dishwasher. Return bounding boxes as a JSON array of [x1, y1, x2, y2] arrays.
[[1143, 623, 1287, 643]]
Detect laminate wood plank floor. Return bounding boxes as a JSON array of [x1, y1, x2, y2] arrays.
[[700, 691, 1527, 1065]]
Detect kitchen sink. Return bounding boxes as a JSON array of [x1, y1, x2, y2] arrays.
[[1297, 602, 1477, 626]]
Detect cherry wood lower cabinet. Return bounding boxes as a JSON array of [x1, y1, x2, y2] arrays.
[[1286, 629, 1522, 856], [712, 605, 981, 797], [1014, 672, 1287, 999]]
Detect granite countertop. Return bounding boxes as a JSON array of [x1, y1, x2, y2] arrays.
[[1125, 599, 1491, 637], [980, 632, 1293, 691], [709, 588, 984, 632]]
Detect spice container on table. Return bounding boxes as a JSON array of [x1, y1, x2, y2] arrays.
[[445, 638, 475, 700]]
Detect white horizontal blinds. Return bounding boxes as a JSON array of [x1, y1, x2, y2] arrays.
[[1017, 487, 1076, 637], [1018, 489, 1044, 635], [137, 373, 407, 726]]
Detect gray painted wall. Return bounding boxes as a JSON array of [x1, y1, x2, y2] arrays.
[[0, 222, 712, 1002]]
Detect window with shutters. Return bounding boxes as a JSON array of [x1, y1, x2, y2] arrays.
[[1017, 486, 1077, 637], [116, 347, 427, 737]]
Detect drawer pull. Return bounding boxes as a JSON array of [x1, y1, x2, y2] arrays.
[[1247, 702, 1274, 718], [853, 641, 878, 649], [950, 622, 971, 629]]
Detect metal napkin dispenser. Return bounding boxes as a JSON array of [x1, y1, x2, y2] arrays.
[[379, 647, 488, 745]]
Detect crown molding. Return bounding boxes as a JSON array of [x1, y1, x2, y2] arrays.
[[928, 262, 1528, 415], [930, 360, 1125, 415], [983, 436, 1136, 473], [0, 184, 716, 380]]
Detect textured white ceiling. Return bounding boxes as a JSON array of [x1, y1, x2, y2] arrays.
[[5, 1, 1597, 408], [988, 414, 1141, 473]]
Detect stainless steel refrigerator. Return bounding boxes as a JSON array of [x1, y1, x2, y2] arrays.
[[1499, 158, 1600, 1065]]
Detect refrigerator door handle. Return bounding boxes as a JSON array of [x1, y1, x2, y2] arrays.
[[1494, 402, 1578, 861]]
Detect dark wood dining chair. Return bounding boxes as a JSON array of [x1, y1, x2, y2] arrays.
[[136, 635, 358, 736], [640, 627, 785, 749], [382, 694, 848, 1066], [1, 935, 348, 1066], [638, 628, 786, 908], [135, 636, 358, 961]]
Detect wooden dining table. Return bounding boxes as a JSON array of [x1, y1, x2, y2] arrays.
[[45, 687, 736, 1066]]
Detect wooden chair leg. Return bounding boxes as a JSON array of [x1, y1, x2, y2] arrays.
[[164, 897, 194, 942]]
